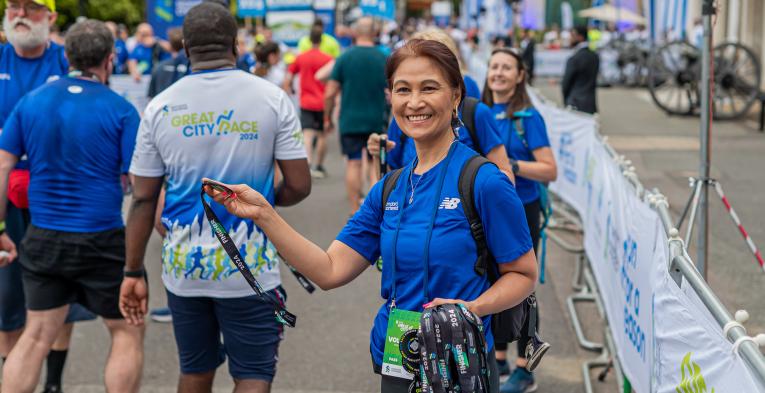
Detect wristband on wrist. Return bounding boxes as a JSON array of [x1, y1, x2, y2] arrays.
[[124, 268, 145, 278], [0, 220, 5, 235], [510, 159, 520, 175]]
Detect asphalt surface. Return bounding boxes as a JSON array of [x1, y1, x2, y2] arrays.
[[14, 82, 765, 392]]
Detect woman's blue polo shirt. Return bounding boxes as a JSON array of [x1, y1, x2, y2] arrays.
[[492, 105, 551, 205], [337, 142, 532, 366]]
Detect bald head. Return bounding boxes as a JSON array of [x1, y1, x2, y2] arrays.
[[353, 17, 375, 40], [136, 22, 154, 45]]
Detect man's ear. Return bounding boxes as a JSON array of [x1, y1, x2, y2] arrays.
[[48, 12, 58, 26]]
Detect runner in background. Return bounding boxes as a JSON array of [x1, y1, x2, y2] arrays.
[[324, 17, 388, 215], [284, 25, 334, 179], [127, 23, 169, 82], [106, 21, 129, 74], [148, 28, 189, 98], [483, 48, 557, 393], [121, 4, 310, 392], [236, 31, 256, 73], [0, 1, 97, 391], [297, 18, 340, 58], [0, 19, 144, 393], [254, 41, 286, 86]]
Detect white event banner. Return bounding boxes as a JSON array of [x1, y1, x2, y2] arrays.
[[110, 75, 151, 114], [529, 89, 765, 393]]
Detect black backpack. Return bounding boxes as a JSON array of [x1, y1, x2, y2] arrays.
[[380, 154, 530, 342]]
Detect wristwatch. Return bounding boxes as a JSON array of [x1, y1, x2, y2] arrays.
[[510, 159, 520, 175], [124, 267, 146, 278]]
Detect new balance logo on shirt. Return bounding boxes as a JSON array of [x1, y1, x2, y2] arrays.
[[438, 197, 461, 210]]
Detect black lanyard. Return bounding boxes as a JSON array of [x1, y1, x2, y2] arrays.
[[389, 142, 457, 308], [200, 188, 296, 327]]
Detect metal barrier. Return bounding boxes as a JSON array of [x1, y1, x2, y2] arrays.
[[544, 128, 765, 392]]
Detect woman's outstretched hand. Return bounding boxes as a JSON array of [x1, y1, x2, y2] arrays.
[[202, 178, 272, 221]]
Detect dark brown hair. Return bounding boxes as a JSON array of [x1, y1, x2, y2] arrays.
[[481, 48, 532, 117], [385, 38, 466, 108], [254, 41, 280, 77]]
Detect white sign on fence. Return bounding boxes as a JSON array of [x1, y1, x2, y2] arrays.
[[110, 75, 151, 114], [530, 89, 765, 392]]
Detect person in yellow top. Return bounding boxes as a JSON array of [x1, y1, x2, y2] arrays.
[[297, 19, 341, 58]]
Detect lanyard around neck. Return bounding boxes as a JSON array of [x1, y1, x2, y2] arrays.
[[389, 142, 457, 308]]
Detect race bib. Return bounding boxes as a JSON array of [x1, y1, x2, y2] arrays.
[[382, 308, 421, 380]]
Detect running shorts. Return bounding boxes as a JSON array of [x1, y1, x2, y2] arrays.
[[19, 225, 126, 319], [166, 287, 286, 381], [300, 109, 324, 132], [340, 133, 374, 160]]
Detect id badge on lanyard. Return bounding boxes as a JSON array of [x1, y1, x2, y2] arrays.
[[382, 308, 422, 380], [381, 142, 457, 380]]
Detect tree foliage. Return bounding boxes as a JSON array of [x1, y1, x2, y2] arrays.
[[0, 0, 146, 29]]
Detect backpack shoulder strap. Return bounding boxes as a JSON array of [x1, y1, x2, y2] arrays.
[[462, 97, 481, 155], [512, 116, 529, 150], [381, 168, 405, 212], [458, 155, 496, 280]]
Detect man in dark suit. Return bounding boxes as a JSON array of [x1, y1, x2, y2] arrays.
[[520, 29, 536, 85], [562, 25, 599, 114]]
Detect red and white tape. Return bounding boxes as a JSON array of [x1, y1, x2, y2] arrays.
[[713, 182, 765, 272]]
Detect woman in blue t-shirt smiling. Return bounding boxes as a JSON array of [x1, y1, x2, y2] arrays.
[[482, 47, 557, 393], [203, 39, 537, 392]]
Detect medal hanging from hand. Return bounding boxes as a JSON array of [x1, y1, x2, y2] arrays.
[[200, 184, 296, 327]]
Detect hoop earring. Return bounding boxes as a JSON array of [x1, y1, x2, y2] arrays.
[[451, 109, 464, 136]]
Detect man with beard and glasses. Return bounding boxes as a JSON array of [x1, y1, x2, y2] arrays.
[[0, 19, 144, 393], [0, 1, 97, 392]]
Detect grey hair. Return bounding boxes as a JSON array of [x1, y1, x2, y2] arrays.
[[65, 19, 114, 71]]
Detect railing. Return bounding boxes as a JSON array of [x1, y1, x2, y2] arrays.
[[548, 129, 765, 392]]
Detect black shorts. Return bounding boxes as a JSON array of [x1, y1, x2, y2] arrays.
[[19, 225, 126, 319], [300, 109, 324, 132], [340, 133, 374, 160]]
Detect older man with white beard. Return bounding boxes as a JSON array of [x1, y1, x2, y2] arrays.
[[0, 1, 97, 392]]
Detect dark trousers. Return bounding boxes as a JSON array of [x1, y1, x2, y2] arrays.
[[494, 199, 540, 357], [379, 349, 500, 393]]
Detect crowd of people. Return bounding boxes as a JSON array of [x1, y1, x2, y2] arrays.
[[0, 0, 605, 392]]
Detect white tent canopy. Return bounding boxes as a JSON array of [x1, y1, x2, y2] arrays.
[[578, 3, 647, 25]]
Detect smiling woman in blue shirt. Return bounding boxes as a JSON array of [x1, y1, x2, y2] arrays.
[[203, 39, 538, 393], [482, 47, 558, 393]]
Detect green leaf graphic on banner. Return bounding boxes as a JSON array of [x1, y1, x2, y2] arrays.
[[676, 352, 715, 393]]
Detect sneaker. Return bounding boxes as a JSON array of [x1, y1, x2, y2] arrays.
[[42, 386, 62, 393], [524, 334, 551, 372], [496, 360, 511, 376], [500, 368, 537, 393], [149, 307, 172, 323], [311, 166, 327, 179]]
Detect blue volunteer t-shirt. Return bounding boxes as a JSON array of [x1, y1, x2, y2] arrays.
[[114, 39, 129, 74], [492, 105, 550, 204], [0, 42, 68, 128], [386, 101, 503, 169], [337, 142, 532, 366], [0, 77, 140, 232], [464, 75, 481, 99], [129, 43, 169, 75]]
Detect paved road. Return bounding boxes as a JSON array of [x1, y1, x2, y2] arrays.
[[24, 83, 765, 392]]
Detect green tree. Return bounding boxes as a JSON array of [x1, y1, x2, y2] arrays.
[[0, 0, 145, 29]]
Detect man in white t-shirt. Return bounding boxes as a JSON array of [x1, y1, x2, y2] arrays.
[[120, 3, 310, 392]]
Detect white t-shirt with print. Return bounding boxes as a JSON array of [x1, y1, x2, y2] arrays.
[[130, 68, 306, 298]]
